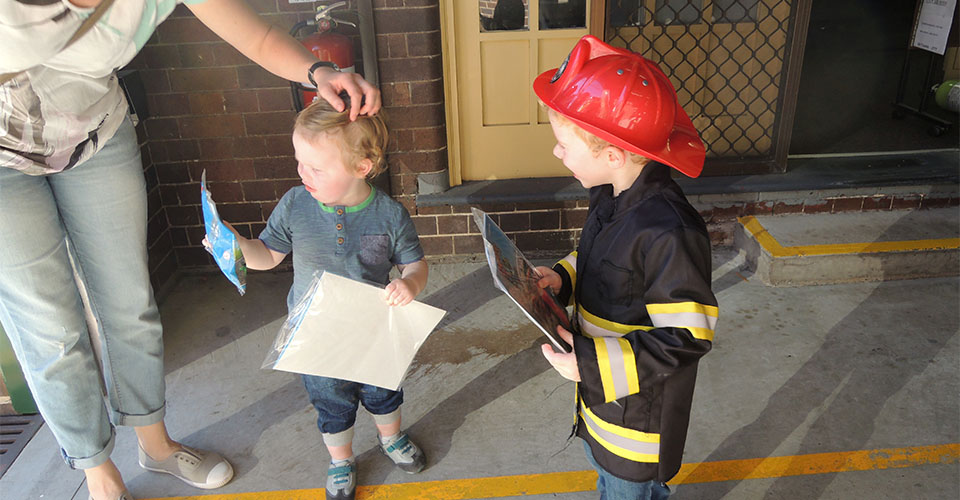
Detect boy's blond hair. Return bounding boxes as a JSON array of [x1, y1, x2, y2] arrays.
[[547, 108, 650, 167], [294, 96, 389, 178]]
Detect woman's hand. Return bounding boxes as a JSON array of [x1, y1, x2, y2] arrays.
[[312, 67, 382, 120], [541, 326, 580, 382]]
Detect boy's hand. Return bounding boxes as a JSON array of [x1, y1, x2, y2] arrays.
[[534, 266, 562, 294], [541, 326, 580, 382], [385, 278, 417, 306]]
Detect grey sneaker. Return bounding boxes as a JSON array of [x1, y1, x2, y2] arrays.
[[326, 459, 357, 500], [138, 445, 234, 490], [379, 432, 426, 473]]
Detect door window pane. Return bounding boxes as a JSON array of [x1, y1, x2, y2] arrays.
[[480, 0, 529, 31], [655, 0, 703, 25], [609, 0, 645, 27], [539, 0, 586, 30], [713, 0, 759, 23]]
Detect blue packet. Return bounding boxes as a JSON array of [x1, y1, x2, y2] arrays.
[[201, 170, 247, 295]]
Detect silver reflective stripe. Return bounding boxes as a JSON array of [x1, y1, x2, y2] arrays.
[[650, 311, 718, 330], [580, 404, 660, 461], [601, 337, 630, 399]]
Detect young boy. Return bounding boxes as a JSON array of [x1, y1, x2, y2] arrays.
[[532, 36, 719, 499], [222, 97, 428, 500]]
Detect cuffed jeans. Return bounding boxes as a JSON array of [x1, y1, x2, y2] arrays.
[[302, 375, 403, 434], [0, 118, 165, 469]]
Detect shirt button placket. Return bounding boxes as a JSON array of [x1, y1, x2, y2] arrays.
[[336, 208, 345, 254]]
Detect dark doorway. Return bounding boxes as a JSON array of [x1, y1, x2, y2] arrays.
[[789, 0, 958, 154]]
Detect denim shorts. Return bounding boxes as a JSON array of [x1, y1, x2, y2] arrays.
[[302, 375, 403, 434]]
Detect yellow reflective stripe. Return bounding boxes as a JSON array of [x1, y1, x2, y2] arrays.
[[578, 306, 652, 337], [555, 253, 577, 306], [594, 338, 617, 402], [618, 337, 640, 395], [646, 301, 719, 317], [685, 327, 714, 341], [581, 404, 660, 463]]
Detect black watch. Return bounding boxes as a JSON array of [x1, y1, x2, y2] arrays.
[[307, 61, 340, 87]]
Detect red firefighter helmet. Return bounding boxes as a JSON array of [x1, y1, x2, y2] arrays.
[[533, 35, 705, 178]]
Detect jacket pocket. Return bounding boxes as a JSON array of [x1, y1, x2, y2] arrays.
[[599, 259, 633, 306]]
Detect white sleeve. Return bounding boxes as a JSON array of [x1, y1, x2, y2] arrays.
[[0, 2, 86, 73]]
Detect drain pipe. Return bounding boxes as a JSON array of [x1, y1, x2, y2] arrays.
[[357, 0, 379, 87]]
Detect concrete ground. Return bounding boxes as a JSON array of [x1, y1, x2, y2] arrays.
[[1, 245, 958, 499]]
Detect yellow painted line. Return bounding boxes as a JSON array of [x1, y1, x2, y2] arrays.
[[145, 443, 959, 500], [739, 215, 960, 258]]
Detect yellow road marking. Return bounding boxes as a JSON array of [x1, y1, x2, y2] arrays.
[[739, 215, 960, 258], [145, 443, 959, 500]]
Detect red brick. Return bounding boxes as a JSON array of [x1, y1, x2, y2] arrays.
[[185, 226, 207, 246], [379, 56, 443, 83], [920, 195, 953, 209], [772, 201, 803, 215], [140, 69, 170, 93], [388, 150, 445, 173], [499, 212, 531, 232], [198, 138, 236, 160], [244, 111, 297, 136], [254, 157, 297, 178], [139, 44, 181, 69], [743, 201, 773, 215], [385, 103, 445, 129], [242, 180, 278, 201], [146, 118, 180, 140], [420, 235, 453, 255], [149, 94, 190, 117], [560, 208, 587, 229], [374, 6, 440, 33], [530, 210, 560, 230], [212, 42, 251, 66], [208, 182, 243, 203], [223, 91, 260, 113], [169, 227, 188, 247], [169, 68, 239, 92], [177, 44, 217, 68], [412, 216, 438, 235], [263, 135, 295, 156], [831, 197, 864, 212], [410, 80, 444, 105], [706, 204, 744, 220], [437, 215, 468, 234], [453, 235, 484, 254], [167, 206, 200, 226], [179, 114, 244, 138], [188, 92, 227, 115], [275, 179, 301, 195], [382, 83, 412, 107], [258, 89, 294, 112], [163, 140, 201, 161], [407, 31, 441, 57], [515, 230, 575, 254], [176, 246, 214, 267], [156, 18, 219, 43], [417, 205, 452, 215], [237, 65, 287, 89], [176, 184, 201, 206], [217, 202, 263, 222], [411, 127, 446, 150], [803, 200, 834, 214], [892, 196, 923, 210], [190, 159, 256, 182], [862, 196, 893, 211], [158, 184, 180, 205]]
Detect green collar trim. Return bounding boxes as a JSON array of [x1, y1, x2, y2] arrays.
[[318, 184, 376, 213]]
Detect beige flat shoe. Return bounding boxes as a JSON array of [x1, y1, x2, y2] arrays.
[[138, 444, 234, 489]]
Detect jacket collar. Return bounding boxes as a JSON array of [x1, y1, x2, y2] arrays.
[[588, 162, 674, 220]]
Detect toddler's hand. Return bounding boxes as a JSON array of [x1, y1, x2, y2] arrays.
[[385, 278, 416, 306], [534, 266, 562, 294], [541, 326, 580, 382]]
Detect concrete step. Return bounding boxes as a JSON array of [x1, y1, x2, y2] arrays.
[[735, 208, 959, 286]]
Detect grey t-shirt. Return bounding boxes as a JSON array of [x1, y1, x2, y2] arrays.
[[259, 185, 425, 311]]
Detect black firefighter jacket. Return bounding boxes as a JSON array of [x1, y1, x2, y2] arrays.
[[551, 162, 718, 484]]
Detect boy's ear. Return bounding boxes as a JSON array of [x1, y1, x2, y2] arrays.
[[356, 158, 374, 178], [602, 145, 627, 170]]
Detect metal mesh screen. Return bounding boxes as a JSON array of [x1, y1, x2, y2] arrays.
[[606, 0, 793, 160]]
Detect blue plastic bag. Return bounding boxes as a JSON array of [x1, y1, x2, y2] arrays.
[[201, 170, 247, 295]]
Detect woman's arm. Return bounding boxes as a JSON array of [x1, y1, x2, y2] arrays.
[[186, 0, 381, 120]]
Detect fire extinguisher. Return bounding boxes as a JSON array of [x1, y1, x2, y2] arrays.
[[290, 1, 357, 111]]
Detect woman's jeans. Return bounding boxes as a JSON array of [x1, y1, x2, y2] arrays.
[[0, 118, 165, 469], [584, 441, 671, 500]]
